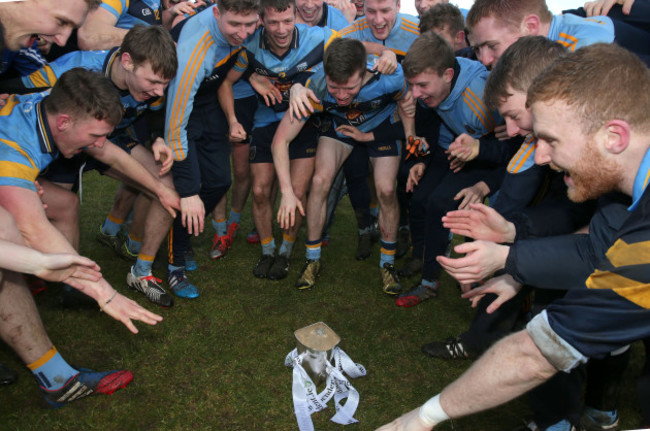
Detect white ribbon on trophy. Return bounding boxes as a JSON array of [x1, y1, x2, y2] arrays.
[[285, 322, 366, 431]]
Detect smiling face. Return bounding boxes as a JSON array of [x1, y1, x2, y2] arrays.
[[532, 100, 622, 202], [414, 0, 446, 17], [326, 70, 364, 106], [4, 0, 89, 51], [468, 15, 522, 69], [364, 0, 400, 41], [262, 5, 296, 54], [214, 7, 260, 47], [295, 0, 324, 26], [407, 68, 453, 108], [124, 59, 171, 102], [498, 89, 533, 137]]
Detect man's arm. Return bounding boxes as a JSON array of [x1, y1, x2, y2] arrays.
[[84, 141, 180, 217], [77, 7, 127, 50], [217, 67, 247, 142], [270, 111, 309, 229], [0, 186, 162, 333]]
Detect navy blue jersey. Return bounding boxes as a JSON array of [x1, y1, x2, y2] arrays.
[[100, 0, 162, 28], [234, 24, 339, 127]]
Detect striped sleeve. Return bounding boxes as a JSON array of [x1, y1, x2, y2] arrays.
[[460, 85, 497, 136], [100, 0, 127, 20], [507, 135, 536, 174], [165, 31, 215, 162], [0, 138, 41, 190]]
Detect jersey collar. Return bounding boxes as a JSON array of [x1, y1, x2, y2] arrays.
[[629, 147, 650, 211], [35, 99, 57, 156]]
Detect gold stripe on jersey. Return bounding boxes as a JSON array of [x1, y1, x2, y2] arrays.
[[0, 95, 19, 117], [0, 161, 39, 182], [461, 87, 494, 132], [605, 238, 650, 268], [103, 0, 126, 16], [587, 269, 650, 309], [507, 136, 535, 173], [0, 138, 38, 169], [168, 31, 213, 160], [557, 32, 579, 51]]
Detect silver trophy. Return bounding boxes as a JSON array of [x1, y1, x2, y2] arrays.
[[294, 322, 341, 385]]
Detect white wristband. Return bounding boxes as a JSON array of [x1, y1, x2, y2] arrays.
[[418, 394, 450, 427]]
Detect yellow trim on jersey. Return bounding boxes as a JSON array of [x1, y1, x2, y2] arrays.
[[103, 0, 126, 16], [0, 138, 38, 169], [0, 95, 19, 117], [324, 30, 341, 50], [168, 31, 214, 160], [587, 269, 650, 309], [557, 32, 579, 51], [461, 87, 495, 132], [507, 136, 535, 173], [605, 239, 650, 268], [399, 24, 420, 37], [28, 65, 57, 88], [0, 161, 40, 182]]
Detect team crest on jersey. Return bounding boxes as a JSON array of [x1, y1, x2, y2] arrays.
[[296, 62, 308, 72], [370, 100, 381, 109], [465, 125, 476, 135], [255, 68, 269, 76], [142, 8, 152, 16], [346, 110, 362, 121]]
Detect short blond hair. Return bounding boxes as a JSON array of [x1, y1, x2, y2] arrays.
[[466, 0, 552, 32], [527, 44, 650, 135]]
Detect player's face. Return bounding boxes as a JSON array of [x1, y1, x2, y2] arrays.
[[468, 15, 522, 69], [262, 5, 296, 53], [407, 68, 452, 108], [532, 100, 621, 202], [58, 117, 114, 158], [498, 89, 532, 137], [364, 0, 400, 41], [296, 0, 324, 26], [353, 0, 365, 17], [326, 70, 364, 105], [214, 7, 260, 46], [414, 0, 446, 16], [127, 61, 171, 102], [5, 0, 89, 51]]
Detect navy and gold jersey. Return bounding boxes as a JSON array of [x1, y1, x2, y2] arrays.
[[0, 92, 58, 191], [340, 13, 420, 62], [234, 24, 339, 127], [507, 134, 536, 174], [305, 56, 405, 137], [20, 48, 164, 134], [165, 5, 245, 162], [100, 0, 162, 29]]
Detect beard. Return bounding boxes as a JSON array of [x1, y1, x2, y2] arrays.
[[565, 140, 622, 202]]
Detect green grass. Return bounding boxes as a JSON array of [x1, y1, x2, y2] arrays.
[[0, 171, 645, 430]]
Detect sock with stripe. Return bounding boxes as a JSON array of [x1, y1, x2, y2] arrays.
[[101, 214, 123, 236], [28, 346, 77, 391], [261, 237, 276, 256], [133, 254, 155, 277], [305, 239, 322, 261], [227, 209, 241, 226], [126, 232, 142, 254], [380, 240, 396, 267], [211, 218, 227, 237], [278, 233, 296, 258]]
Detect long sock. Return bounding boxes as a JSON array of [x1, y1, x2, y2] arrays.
[[101, 214, 123, 236], [583, 406, 618, 425], [211, 218, 227, 236], [228, 209, 241, 226], [369, 204, 379, 220], [133, 254, 155, 277], [305, 239, 322, 261], [545, 419, 573, 431], [126, 232, 142, 254], [380, 240, 396, 267], [279, 233, 295, 257], [421, 278, 437, 290], [261, 237, 276, 256], [28, 346, 78, 391]]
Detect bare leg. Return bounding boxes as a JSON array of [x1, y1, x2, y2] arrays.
[[231, 141, 251, 213], [371, 156, 400, 243], [251, 163, 276, 241], [306, 137, 351, 241], [285, 157, 315, 239], [39, 179, 80, 250]]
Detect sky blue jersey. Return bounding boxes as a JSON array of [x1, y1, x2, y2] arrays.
[[0, 92, 58, 191], [234, 23, 339, 127], [305, 56, 405, 136], [340, 13, 420, 61], [20, 48, 164, 134], [548, 13, 614, 51], [100, 0, 162, 29]]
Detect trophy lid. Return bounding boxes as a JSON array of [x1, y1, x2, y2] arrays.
[[294, 322, 340, 351]]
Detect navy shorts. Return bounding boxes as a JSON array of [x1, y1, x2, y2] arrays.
[[320, 118, 401, 158], [249, 120, 318, 164]]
